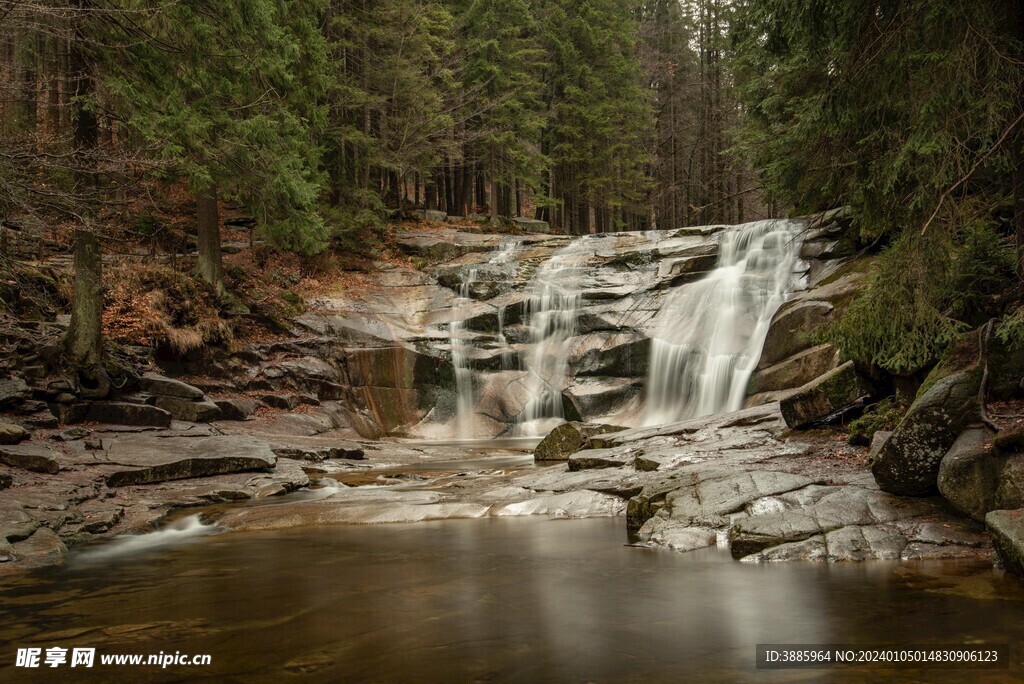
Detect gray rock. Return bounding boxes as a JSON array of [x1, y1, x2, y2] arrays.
[[0, 474, 10, 489], [0, 376, 30, 409], [562, 378, 640, 421], [867, 430, 892, 464], [413, 209, 448, 223], [534, 422, 621, 462], [19, 408, 58, 429], [6, 527, 67, 569], [271, 442, 365, 462], [262, 394, 300, 410], [509, 217, 551, 233], [50, 426, 91, 442], [86, 401, 173, 428], [938, 428, 1024, 521], [214, 397, 259, 421], [104, 435, 277, 486], [0, 421, 29, 445], [779, 361, 870, 429], [872, 367, 982, 496], [138, 372, 205, 400], [758, 301, 835, 369], [0, 445, 59, 474], [567, 448, 632, 471], [0, 506, 39, 542], [152, 396, 222, 422], [748, 344, 840, 395], [986, 509, 1024, 577]]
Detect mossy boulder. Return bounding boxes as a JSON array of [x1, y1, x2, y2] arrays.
[[533, 422, 621, 462], [935, 428, 1024, 521], [872, 338, 983, 496]]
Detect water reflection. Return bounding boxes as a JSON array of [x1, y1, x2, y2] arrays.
[[1, 518, 1022, 682]]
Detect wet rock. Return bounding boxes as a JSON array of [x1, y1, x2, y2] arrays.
[[634, 454, 671, 471], [0, 444, 60, 474], [138, 373, 205, 400], [533, 422, 622, 462], [271, 442, 365, 462], [0, 376, 30, 409], [938, 428, 1024, 521], [103, 435, 277, 486], [570, 333, 650, 377], [3, 527, 67, 570], [728, 486, 935, 558], [986, 509, 1024, 576], [152, 396, 222, 423], [779, 361, 870, 429], [748, 344, 840, 395], [872, 366, 982, 496], [567, 448, 632, 471], [86, 401, 173, 428], [0, 421, 29, 445]]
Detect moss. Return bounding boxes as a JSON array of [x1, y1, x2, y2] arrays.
[[847, 397, 906, 446], [816, 255, 876, 287]]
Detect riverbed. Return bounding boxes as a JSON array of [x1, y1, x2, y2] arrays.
[[2, 515, 1023, 682]]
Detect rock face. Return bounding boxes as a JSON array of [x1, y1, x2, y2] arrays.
[[938, 428, 1024, 521], [749, 344, 840, 395], [103, 435, 277, 486], [534, 422, 621, 462], [986, 509, 1024, 576], [872, 347, 982, 496], [0, 376, 31, 409], [152, 396, 222, 422], [779, 361, 870, 428]]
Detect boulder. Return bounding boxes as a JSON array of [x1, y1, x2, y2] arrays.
[[86, 401, 172, 428], [938, 428, 1024, 521], [986, 509, 1024, 576], [534, 422, 622, 462], [0, 421, 29, 445], [138, 372, 205, 400], [271, 442, 365, 462], [748, 344, 840, 395], [104, 435, 277, 486], [214, 397, 260, 421], [779, 361, 870, 429], [0, 376, 30, 409], [152, 396, 222, 422], [872, 367, 982, 496], [0, 445, 60, 474], [758, 302, 835, 370], [413, 209, 448, 223], [867, 430, 892, 464], [508, 217, 551, 233], [0, 475, 10, 489], [262, 393, 300, 410]]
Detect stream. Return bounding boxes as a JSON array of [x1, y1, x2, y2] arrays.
[[2, 512, 1023, 682]]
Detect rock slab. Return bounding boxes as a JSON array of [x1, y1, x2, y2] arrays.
[[104, 435, 277, 486], [0, 445, 60, 474], [779, 361, 869, 429], [986, 509, 1024, 577]]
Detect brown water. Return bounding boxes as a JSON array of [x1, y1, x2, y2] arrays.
[[2, 517, 1023, 683]]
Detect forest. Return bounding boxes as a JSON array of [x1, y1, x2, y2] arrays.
[[1, 0, 1023, 386]]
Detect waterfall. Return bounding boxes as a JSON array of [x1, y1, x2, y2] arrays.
[[449, 238, 522, 439], [516, 237, 596, 436], [643, 219, 804, 426]]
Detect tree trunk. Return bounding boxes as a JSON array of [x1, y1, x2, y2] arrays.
[[196, 184, 224, 294], [1014, 139, 1024, 283], [65, 228, 103, 367]]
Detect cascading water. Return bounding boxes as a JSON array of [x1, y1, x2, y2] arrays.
[[643, 219, 804, 426], [516, 237, 596, 436], [449, 239, 521, 439]]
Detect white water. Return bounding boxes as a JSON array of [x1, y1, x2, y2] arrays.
[[450, 239, 521, 439], [75, 514, 219, 561], [644, 219, 804, 426], [516, 237, 596, 436]]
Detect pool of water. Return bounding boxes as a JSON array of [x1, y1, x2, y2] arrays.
[[2, 517, 1023, 682]]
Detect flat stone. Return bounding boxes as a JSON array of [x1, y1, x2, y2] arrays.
[[0, 444, 60, 474], [214, 397, 260, 421], [567, 448, 632, 472], [103, 435, 277, 486], [0, 506, 39, 541], [986, 509, 1024, 577], [138, 372, 205, 399], [19, 408, 58, 429], [271, 442, 365, 462], [779, 361, 870, 429], [0, 421, 30, 445], [4, 527, 67, 569], [86, 401, 172, 428], [50, 426, 91, 442], [152, 396, 222, 423]]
